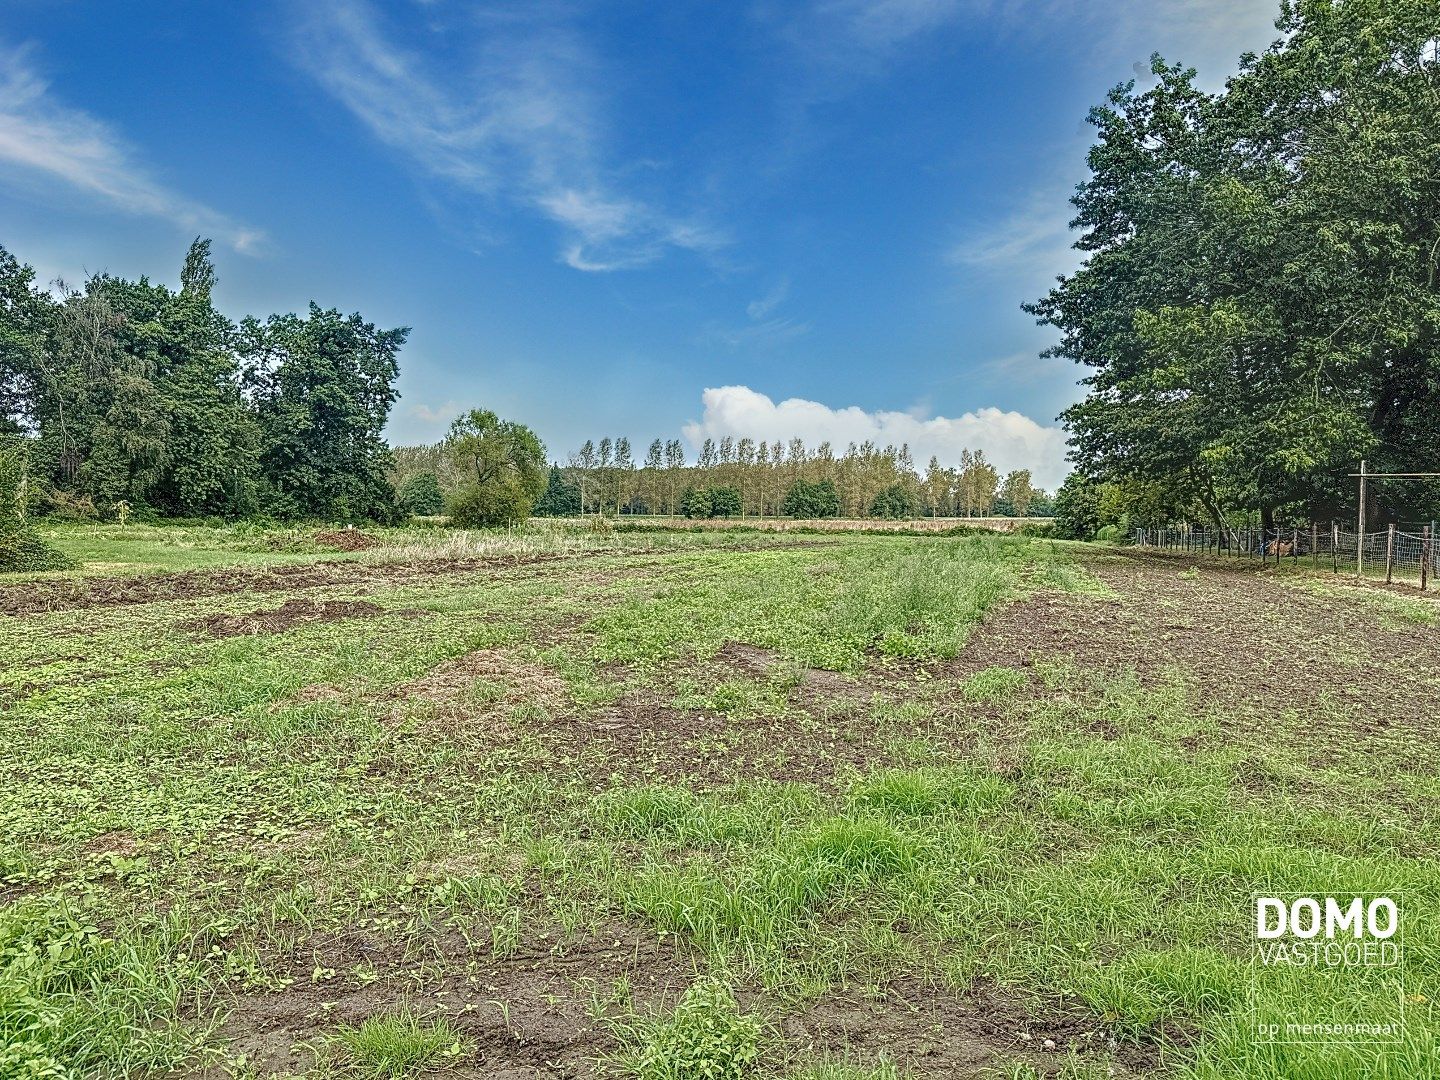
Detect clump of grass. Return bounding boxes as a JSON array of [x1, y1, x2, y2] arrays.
[[622, 978, 764, 1080], [333, 1010, 464, 1076], [594, 785, 699, 836], [848, 768, 1011, 816], [961, 666, 1027, 703]]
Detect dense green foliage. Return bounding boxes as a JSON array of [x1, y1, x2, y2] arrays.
[[780, 478, 841, 518], [532, 465, 582, 517], [396, 470, 445, 516], [0, 239, 406, 524], [682, 485, 742, 518], [0, 437, 72, 572], [443, 409, 548, 526], [868, 482, 919, 520], [1030, 0, 1440, 528]]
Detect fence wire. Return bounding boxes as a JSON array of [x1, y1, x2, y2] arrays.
[[1133, 523, 1439, 589]]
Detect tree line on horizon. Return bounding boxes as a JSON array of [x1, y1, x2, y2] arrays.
[[389, 433, 1050, 521]]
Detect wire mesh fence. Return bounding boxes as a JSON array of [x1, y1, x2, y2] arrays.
[[1133, 522, 1439, 590]]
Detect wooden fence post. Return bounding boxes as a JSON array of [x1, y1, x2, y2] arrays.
[[1332, 524, 1339, 574], [1423, 526, 1431, 592], [1311, 523, 1318, 568], [1385, 523, 1395, 585]]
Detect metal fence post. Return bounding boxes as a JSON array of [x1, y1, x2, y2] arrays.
[[1423, 526, 1432, 592]]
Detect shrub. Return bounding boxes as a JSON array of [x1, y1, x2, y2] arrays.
[[396, 471, 444, 516], [0, 531, 75, 574], [680, 487, 712, 519], [868, 483, 918, 519], [1, 440, 74, 574], [708, 486, 741, 518], [446, 481, 531, 527], [781, 479, 841, 518], [681, 486, 741, 519]]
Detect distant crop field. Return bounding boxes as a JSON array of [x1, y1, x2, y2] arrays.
[[3, 525, 1437, 1079]]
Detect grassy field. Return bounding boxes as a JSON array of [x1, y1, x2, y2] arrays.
[[3, 524, 1437, 1079]]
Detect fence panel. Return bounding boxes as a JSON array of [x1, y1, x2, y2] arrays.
[[1132, 523, 1438, 591]]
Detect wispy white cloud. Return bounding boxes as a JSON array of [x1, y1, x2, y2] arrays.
[[703, 317, 812, 349], [407, 400, 462, 426], [0, 42, 263, 253], [291, 0, 724, 271], [746, 277, 791, 320], [780, 0, 1276, 81], [704, 276, 810, 347], [683, 384, 1068, 489], [947, 181, 1081, 283]]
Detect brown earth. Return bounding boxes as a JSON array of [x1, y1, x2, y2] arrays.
[[205, 922, 698, 1079], [207, 921, 1154, 1080], [949, 548, 1440, 731], [181, 598, 407, 638], [0, 553, 579, 617], [315, 528, 380, 551], [1, 541, 823, 618]]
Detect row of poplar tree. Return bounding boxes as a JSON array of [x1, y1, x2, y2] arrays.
[[562, 437, 1043, 518], [390, 434, 1048, 520], [0, 239, 407, 523]]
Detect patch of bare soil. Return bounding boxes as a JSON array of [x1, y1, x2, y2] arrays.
[[205, 923, 700, 1079], [779, 976, 1158, 1078], [951, 548, 1440, 732], [181, 599, 402, 638], [0, 552, 581, 618], [315, 528, 379, 551]]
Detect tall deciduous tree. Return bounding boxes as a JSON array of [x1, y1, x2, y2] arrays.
[[241, 303, 406, 521], [1028, 0, 1440, 527]]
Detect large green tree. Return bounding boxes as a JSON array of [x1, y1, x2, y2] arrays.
[[240, 304, 406, 521], [0, 246, 53, 437], [1028, 0, 1440, 527]]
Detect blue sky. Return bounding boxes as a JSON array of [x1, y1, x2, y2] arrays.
[[0, 0, 1278, 489]]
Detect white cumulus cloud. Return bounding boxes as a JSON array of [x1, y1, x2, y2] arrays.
[[682, 385, 1068, 490]]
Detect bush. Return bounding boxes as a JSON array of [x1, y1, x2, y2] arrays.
[[446, 481, 531, 527], [0, 531, 75, 573], [781, 479, 840, 518], [1095, 524, 1122, 542], [680, 487, 712, 519], [708, 486, 741, 518], [1, 439, 75, 573], [396, 471, 445, 516], [681, 486, 741, 519], [868, 483, 918, 520]]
